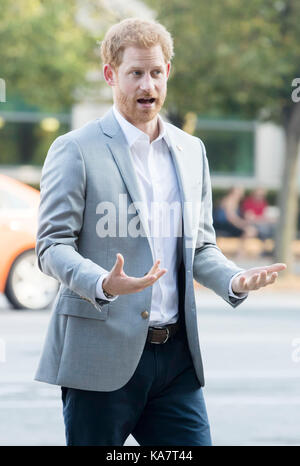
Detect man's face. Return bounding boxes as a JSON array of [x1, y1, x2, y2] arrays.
[[106, 45, 170, 125]]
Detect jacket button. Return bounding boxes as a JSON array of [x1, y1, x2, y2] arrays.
[[141, 310, 149, 319]]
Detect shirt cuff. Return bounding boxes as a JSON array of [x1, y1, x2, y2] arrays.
[[229, 271, 248, 299], [96, 273, 119, 301]]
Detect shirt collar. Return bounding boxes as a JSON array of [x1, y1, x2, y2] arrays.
[[113, 104, 166, 148]]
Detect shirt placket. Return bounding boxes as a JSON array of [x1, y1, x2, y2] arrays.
[[148, 142, 165, 319]]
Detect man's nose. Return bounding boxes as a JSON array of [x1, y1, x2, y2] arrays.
[[140, 74, 155, 93]]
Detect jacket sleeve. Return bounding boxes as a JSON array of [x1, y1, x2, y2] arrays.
[[192, 139, 248, 308], [35, 135, 110, 312]]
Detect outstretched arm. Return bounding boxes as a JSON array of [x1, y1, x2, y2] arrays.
[[192, 139, 287, 305], [36, 135, 111, 312], [192, 140, 248, 308]]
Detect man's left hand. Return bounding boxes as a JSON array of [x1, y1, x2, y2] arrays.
[[231, 263, 287, 294]]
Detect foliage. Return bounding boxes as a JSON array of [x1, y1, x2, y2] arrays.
[[0, 0, 109, 111], [146, 0, 300, 125]]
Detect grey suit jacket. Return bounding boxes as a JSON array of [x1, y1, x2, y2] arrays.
[[34, 107, 247, 391]]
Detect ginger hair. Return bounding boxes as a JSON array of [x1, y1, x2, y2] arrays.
[[100, 17, 174, 68]]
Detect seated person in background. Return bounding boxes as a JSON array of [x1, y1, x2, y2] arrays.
[[241, 188, 275, 240], [213, 187, 258, 239]]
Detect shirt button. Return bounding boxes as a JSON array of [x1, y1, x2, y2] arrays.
[[141, 310, 149, 319]]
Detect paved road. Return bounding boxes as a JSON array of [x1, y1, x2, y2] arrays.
[[0, 290, 299, 446]]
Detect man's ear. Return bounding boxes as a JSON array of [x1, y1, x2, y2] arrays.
[[103, 64, 116, 86], [166, 62, 171, 80]]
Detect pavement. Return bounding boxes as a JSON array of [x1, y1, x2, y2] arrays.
[[0, 287, 300, 446]]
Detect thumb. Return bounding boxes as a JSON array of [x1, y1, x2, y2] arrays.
[[113, 253, 124, 274]]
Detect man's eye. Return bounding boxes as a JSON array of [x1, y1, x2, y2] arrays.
[[154, 70, 162, 75], [133, 71, 141, 76]]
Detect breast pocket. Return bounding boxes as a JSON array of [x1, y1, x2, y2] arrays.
[[57, 295, 109, 321]]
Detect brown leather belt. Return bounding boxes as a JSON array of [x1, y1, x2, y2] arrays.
[[147, 322, 180, 344]]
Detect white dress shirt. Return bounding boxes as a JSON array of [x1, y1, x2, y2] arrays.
[[96, 106, 247, 324]]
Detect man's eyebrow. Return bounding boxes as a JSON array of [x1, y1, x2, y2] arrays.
[[126, 65, 165, 72]]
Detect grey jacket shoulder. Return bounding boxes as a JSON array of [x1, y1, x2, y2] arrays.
[[50, 119, 104, 153]]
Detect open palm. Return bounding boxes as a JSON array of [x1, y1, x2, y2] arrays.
[[231, 263, 287, 294], [102, 253, 167, 296]]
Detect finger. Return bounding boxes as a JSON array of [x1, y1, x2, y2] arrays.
[[142, 268, 167, 287], [256, 270, 267, 287], [254, 273, 262, 289], [142, 261, 160, 281], [131, 268, 168, 291], [148, 260, 161, 275], [151, 268, 168, 281], [237, 275, 247, 291], [266, 271, 278, 285], [246, 273, 260, 290], [113, 253, 124, 274], [264, 263, 287, 273]]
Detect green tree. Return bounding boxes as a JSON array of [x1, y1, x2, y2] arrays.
[[146, 0, 300, 271], [0, 0, 111, 111]]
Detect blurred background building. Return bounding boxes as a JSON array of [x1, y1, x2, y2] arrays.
[[1, 0, 300, 270], [1, 0, 300, 448], [0, 102, 289, 192], [0, 0, 296, 194]]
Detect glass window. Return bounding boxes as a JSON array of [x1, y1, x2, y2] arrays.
[[195, 127, 255, 176], [0, 120, 70, 166]]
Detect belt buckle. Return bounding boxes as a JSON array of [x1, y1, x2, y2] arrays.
[[151, 326, 169, 344], [162, 327, 169, 343]]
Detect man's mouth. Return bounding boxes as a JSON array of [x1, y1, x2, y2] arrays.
[[137, 98, 156, 105]]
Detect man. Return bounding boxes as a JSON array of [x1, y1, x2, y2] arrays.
[[35, 18, 286, 446]]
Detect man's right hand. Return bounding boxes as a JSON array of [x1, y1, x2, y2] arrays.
[[102, 253, 167, 296]]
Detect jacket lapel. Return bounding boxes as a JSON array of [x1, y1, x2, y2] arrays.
[[100, 109, 154, 260], [164, 127, 202, 255], [99, 108, 202, 261]]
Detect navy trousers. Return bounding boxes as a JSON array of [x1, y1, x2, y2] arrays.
[[61, 325, 212, 446]]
